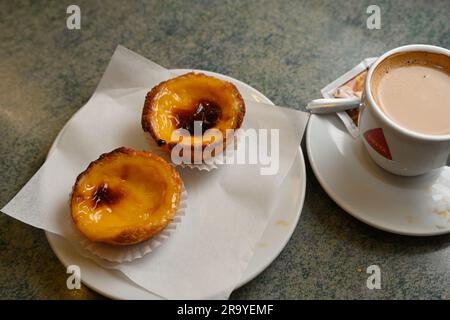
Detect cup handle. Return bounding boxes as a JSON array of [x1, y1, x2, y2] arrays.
[[306, 98, 362, 114]]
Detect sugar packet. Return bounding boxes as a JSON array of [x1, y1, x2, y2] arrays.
[[321, 58, 378, 138]]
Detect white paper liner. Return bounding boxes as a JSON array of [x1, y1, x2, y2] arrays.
[[143, 130, 242, 171], [321, 57, 378, 138], [73, 185, 188, 263]]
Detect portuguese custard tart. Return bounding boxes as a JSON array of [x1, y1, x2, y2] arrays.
[[141, 72, 246, 160], [70, 147, 182, 245]]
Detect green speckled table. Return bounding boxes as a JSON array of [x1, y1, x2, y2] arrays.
[[1, 0, 449, 299]]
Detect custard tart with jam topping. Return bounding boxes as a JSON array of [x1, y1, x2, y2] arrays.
[[70, 147, 182, 245], [141, 72, 245, 160]]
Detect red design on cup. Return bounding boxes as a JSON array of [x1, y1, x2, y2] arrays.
[[363, 128, 392, 160]]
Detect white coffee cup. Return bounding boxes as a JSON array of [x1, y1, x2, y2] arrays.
[[307, 44, 450, 176], [359, 44, 450, 176]]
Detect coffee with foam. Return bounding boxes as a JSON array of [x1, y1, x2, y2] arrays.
[[371, 51, 450, 135]]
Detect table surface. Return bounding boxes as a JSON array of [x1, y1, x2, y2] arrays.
[[1, 0, 449, 300]]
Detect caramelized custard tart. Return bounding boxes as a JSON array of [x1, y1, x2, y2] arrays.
[[141, 73, 245, 160], [70, 147, 182, 245]]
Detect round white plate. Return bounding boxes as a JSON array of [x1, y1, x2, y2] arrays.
[[46, 69, 306, 299], [306, 114, 450, 236]]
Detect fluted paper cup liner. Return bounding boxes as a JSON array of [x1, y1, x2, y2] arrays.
[[144, 130, 242, 171], [73, 186, 188, 263]]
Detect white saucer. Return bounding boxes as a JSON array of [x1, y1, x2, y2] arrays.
[[306, 114, 450, 236], [46, 69, 307, 299]]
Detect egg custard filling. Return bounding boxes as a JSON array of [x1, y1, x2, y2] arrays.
[[142, 72, 245, 158], [70, 147, 182, 245]]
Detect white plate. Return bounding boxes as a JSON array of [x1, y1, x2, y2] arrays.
[[306, 114, 450, 236], [46, 69, 306, 299]]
